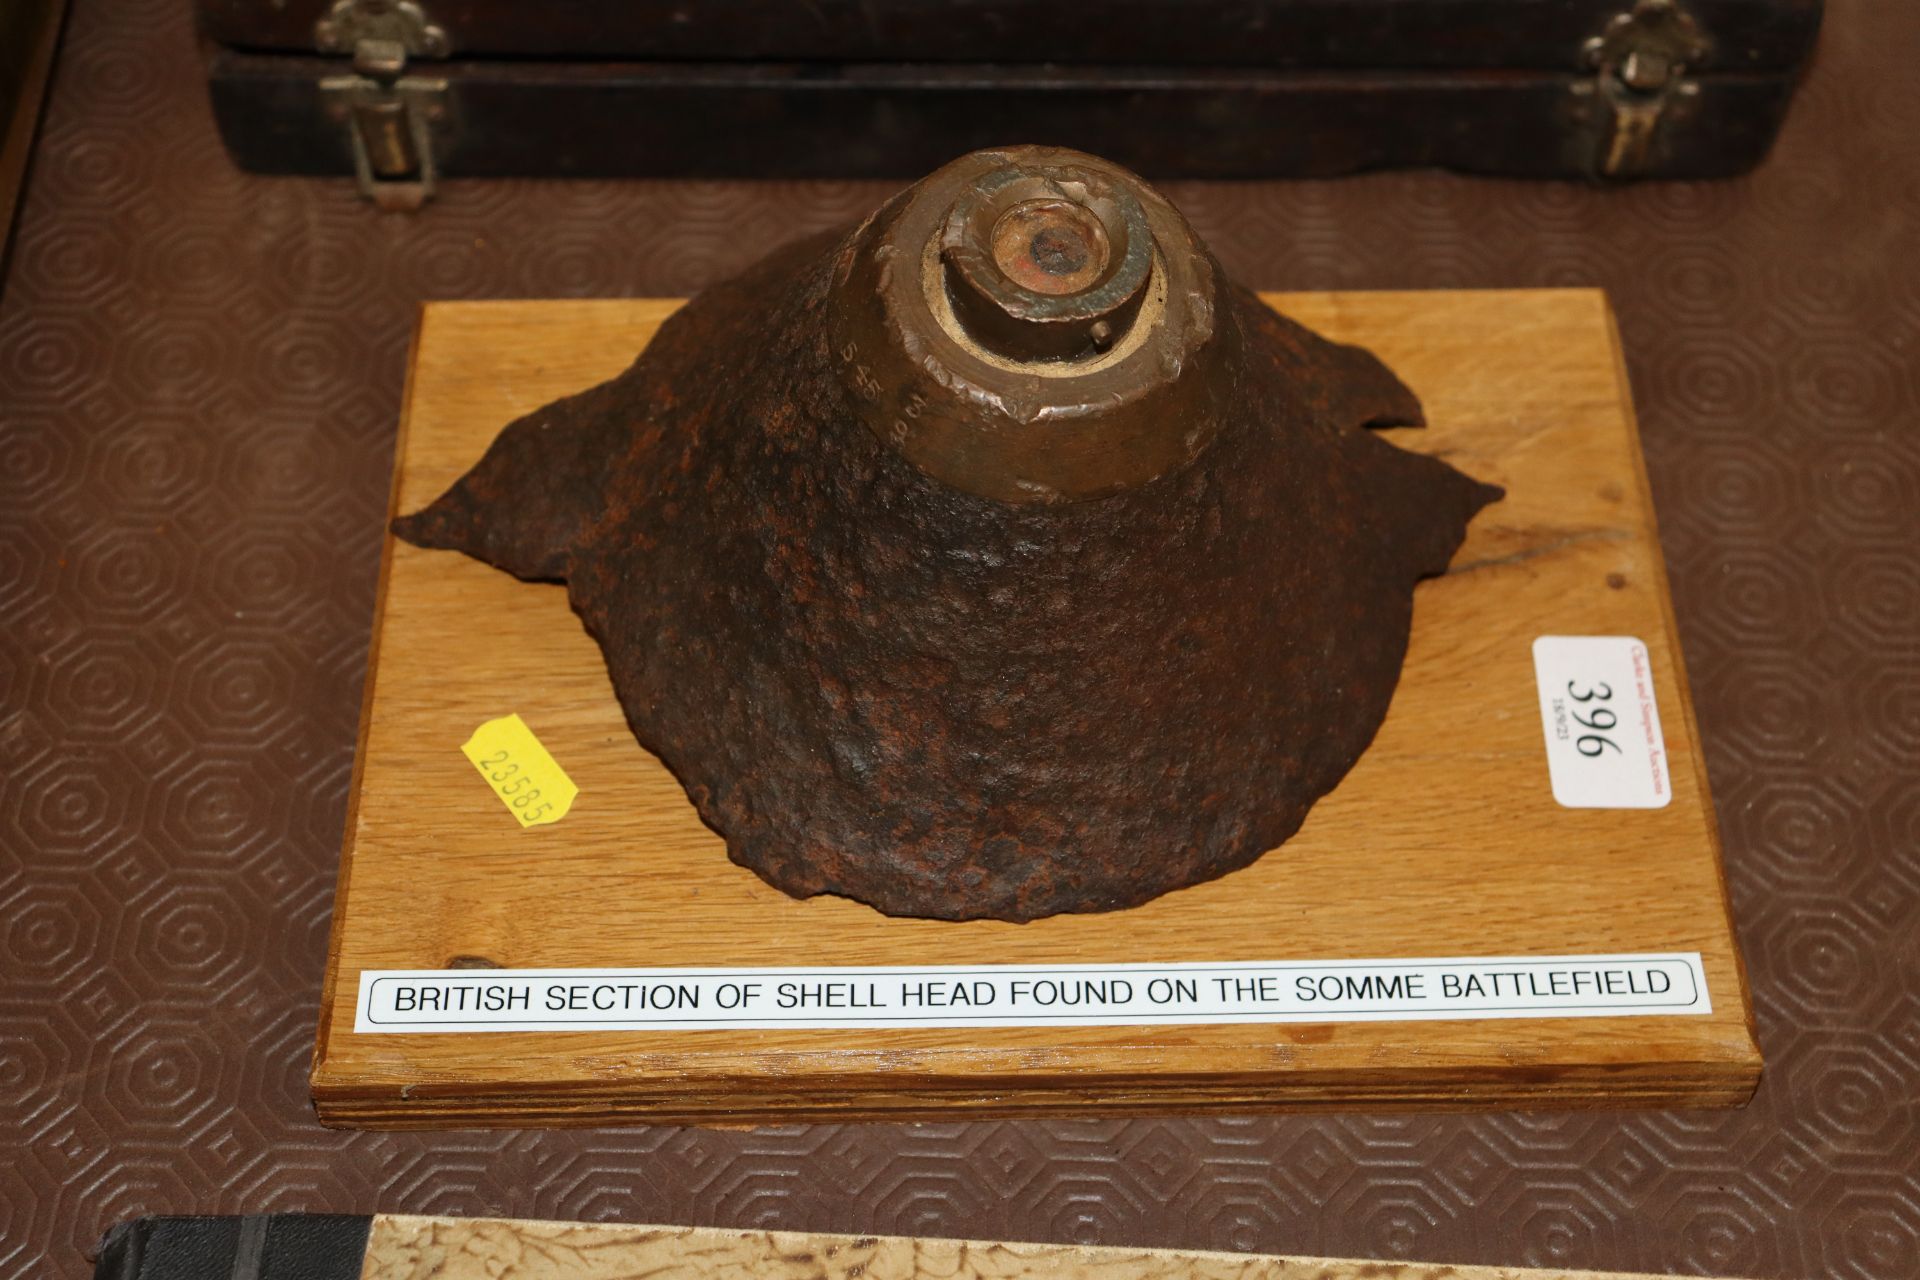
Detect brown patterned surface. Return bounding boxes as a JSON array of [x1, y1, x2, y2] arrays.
[[0, 1, 1914, 1278]]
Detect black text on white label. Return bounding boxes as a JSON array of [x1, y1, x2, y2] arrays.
[[354, 953, 1709, 1034]]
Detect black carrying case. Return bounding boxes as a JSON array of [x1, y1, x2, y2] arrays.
[[201, 0, 1822, 207]]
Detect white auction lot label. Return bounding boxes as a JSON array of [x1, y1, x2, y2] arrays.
[[354, 953, 1710, 1034], [1533, 635, 1673, 809]]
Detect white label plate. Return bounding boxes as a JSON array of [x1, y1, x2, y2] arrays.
[[353, 953, 1710, 1034], [1533, 635, 1673, 809]]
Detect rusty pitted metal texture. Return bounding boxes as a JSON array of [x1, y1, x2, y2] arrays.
[[393, 148, 1501, 921], [5, 0, 1920, 1275]]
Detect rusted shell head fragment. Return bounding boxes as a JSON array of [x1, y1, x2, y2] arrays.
[[395, 146, 1502, 922]]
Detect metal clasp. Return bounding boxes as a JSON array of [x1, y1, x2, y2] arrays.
[[315, 0, 450, 210], [1576, 0, 1710, 178]]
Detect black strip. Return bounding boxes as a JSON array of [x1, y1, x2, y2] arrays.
[[91, 1217, 372, 1280], [197, 0, 1825, 74]]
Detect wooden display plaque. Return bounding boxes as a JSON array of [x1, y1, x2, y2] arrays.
[[357, 1215, 1738, 1279], [313, 290, 1759, 1127]]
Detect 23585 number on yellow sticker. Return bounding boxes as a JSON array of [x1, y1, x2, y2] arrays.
[[459, 713, 579, 828]]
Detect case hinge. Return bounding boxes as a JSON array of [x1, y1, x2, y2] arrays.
[[1574, 0, 1711, 178], [315, 0, 450, 210]]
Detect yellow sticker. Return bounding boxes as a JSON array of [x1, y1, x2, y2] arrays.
[[460, 713, 578, 828]]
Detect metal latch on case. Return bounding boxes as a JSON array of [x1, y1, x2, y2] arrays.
[[1574, 0, 1711, 178], [314, 0, 451, 211]]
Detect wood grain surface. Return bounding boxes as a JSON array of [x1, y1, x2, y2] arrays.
[[359, 1215, 1734, 1280], [311, 291, 1759, 1126]]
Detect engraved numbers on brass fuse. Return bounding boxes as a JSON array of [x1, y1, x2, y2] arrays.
[[840, 339, 925, 451]]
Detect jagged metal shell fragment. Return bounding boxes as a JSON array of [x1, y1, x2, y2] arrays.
[[395, 147, 1502, 922]]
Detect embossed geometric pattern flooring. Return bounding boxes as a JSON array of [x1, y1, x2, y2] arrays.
[[2, 1, 1917, 1277]]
